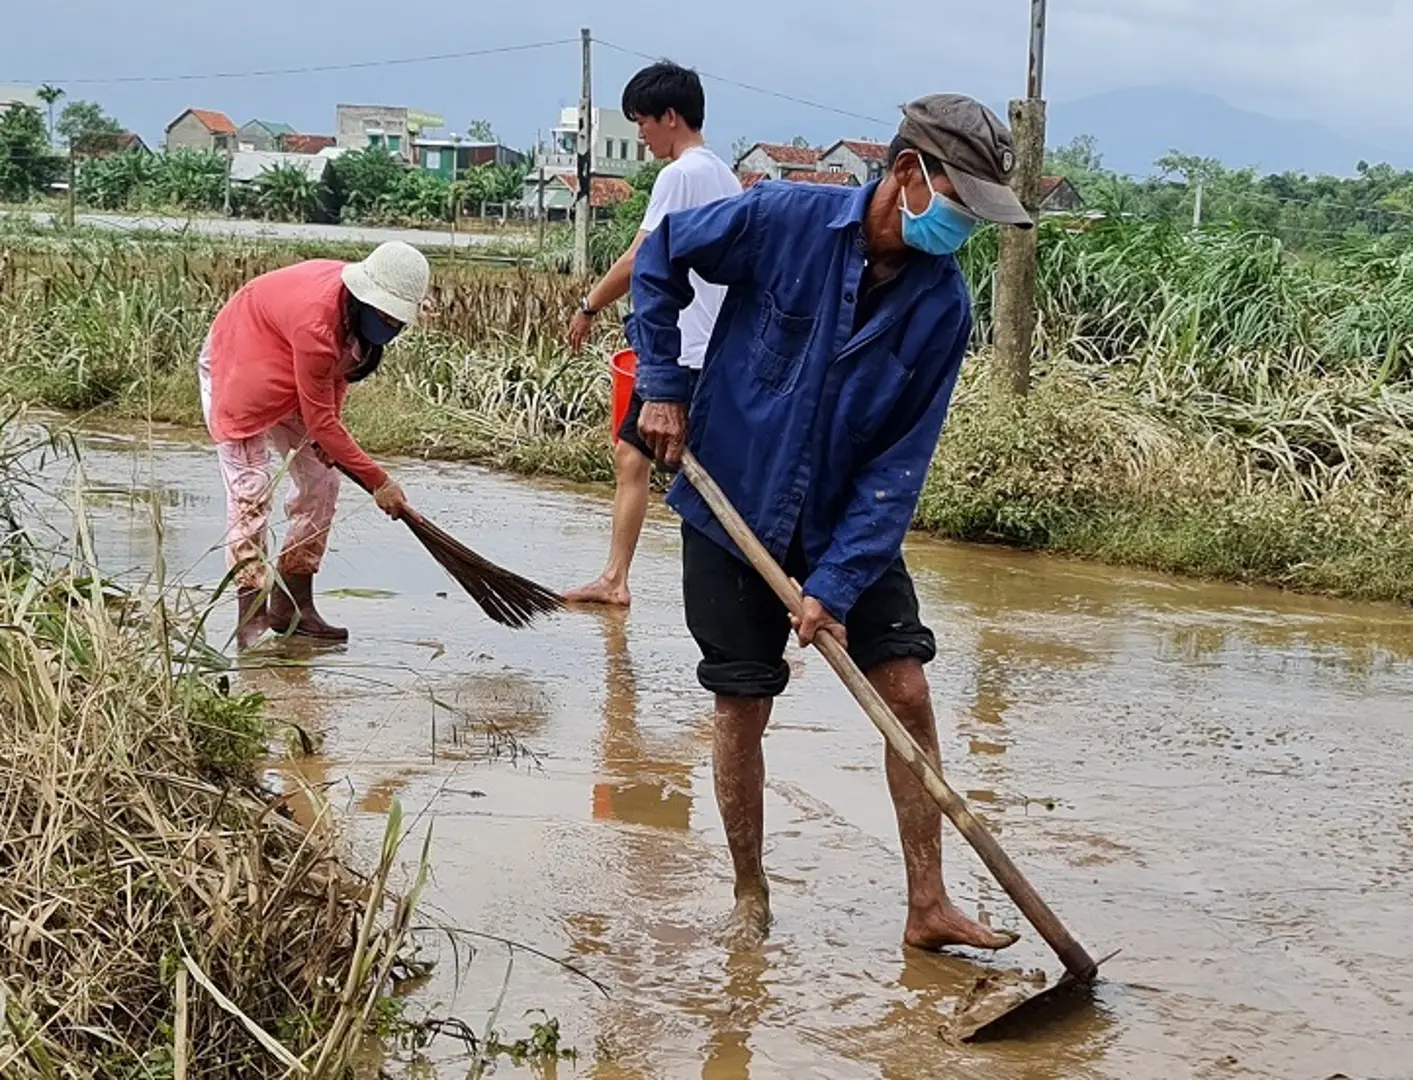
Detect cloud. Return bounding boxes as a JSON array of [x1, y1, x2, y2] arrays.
[[3, 0, 1409, 152]]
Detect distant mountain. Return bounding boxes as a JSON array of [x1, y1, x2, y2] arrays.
[[1046, 88, 1409, 179]]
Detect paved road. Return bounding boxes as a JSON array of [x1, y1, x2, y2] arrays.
[[9, 210, 533, 251]]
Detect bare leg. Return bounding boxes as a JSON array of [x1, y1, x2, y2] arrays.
[[868, 658, 1018, 952], [712, 694, 773, 947], [563, 439, 652, 606]]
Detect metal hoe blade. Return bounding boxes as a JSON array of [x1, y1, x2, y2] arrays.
[[957, 950, 1120, 1044]]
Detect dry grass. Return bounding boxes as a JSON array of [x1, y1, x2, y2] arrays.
[[0, 420, 428, 1078]]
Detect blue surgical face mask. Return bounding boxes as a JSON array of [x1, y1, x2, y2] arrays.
[[357, 302, 403, 346], [899, 153, 977, 256]]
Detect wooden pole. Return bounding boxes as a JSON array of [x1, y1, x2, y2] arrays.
[[573, 27, 592, 276], [680, 450, 1098, 980], [992, 0, 1048, 398]]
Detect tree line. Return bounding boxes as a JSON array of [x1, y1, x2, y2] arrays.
[[1047, 134, 1413, 249], [0, 99, 527, 225]]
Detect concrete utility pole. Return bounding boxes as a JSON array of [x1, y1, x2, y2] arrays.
[[66, 148, 76, 229], [993, 0, 1048, 398], [1192, 180, 1205, 228], [537, 164, 547, 251], [222, 137, 234, 217], [573, 27, 593, 276]]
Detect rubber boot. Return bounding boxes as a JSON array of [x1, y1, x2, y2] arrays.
[[269, 573, 348, 642], [235, 586, 268, 651]]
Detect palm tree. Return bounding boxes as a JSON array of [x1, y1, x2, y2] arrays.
[[37, 85, 65, 145]]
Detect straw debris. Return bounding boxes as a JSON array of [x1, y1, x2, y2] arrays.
[[0, 420, 426, 1077]]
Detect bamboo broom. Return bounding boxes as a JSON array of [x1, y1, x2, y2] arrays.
[[326, 456, 562, 630]]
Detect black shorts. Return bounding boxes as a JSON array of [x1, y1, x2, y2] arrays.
[[616, 370, 700, 461], [615, 387, 653, 460], [682, 523, 937, 698]]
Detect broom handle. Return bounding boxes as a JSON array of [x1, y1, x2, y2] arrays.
[[323, 453, 425, 526], [680, 450, 1098, 981]]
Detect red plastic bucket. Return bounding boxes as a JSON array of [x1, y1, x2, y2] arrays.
[[609, 348, 637, 443]]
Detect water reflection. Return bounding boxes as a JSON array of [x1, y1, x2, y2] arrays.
[[591, 614, 693, 832]]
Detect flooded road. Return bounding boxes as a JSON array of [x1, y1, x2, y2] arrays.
[[58, 422, 1413, 1079]]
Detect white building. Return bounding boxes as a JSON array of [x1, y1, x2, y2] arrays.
[[538, 106, 650, 179], [0, 84, 42, 112]]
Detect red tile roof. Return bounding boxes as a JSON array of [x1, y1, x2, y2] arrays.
[[782, 170, 857, 186], [1038, 176, 1065, 198], [281, 133, 335, 154], [173, 108, 236, 134], [738, 171, 767, 189], [835, 139, 889, 162], [560, 174, 634, 208], [751, 142, 820, 166]]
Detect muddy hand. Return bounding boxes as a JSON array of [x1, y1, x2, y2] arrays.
[[637, 401, 688, 470], [791, 595, 847, 649], [373, 480, 410, 520]]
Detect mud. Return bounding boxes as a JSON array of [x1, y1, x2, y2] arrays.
[[52, 421, 1413, 1078]]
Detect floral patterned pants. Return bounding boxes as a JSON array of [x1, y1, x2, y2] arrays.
[[199, 336, 340, 590]]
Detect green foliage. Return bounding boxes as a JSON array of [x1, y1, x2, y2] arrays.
[[465, 118, 495, 142], [68, 147, 225, 213], [58, 99, 125, 155], [0, 104, 62, 201], [76, 149, 160, 210], [152, 149, 226, 211], [327, 145, 404, 221], [252, 161, 322, 222], [1045, 134, 1413, 248]]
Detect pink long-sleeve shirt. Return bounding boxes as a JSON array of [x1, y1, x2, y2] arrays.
[[206, 259, 388, 491]]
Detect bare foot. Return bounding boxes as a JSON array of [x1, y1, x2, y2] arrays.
[[562, 576, 631, 607], [720, 889, 772, 950], [905, 900, 1020, 952]]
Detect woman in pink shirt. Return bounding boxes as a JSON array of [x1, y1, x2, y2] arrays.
[[199, 241, 428, 648]]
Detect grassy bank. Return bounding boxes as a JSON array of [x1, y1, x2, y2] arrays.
[[3, 223, 1413, 602], [0, 416, 429, 1076]]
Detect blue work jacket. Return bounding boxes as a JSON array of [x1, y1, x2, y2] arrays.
[[632, 179, 972, 619]]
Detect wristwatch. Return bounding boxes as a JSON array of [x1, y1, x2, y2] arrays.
[[579, 295, 599, 317]]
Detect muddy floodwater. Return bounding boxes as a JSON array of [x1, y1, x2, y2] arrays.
[[53, 422, 1412, 1079]]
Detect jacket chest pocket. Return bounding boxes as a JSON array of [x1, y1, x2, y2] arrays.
[[750, 295, 815, 395], [845, 349, 913, 445]]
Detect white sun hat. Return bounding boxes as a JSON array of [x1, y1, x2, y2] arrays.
[[341, 241, 430, 326]]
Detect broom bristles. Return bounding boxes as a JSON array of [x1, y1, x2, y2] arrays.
[[404, 512, 562, 629], [323, 455, 561, 628]]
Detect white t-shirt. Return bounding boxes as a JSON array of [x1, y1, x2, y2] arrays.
[[639, 146, 742, 370]]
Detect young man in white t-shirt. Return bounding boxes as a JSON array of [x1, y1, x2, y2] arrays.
[[564, 61, 742, 607]]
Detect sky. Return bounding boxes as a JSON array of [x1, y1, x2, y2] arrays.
[[4, 0, 1411, 161]]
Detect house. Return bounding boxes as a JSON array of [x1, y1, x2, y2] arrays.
[[228, 150, 331, 187], [80, 130, 151, 157], [819, 138, 889, 185], [538, 106, 649, 179], [733, 142, 820, 181], [165, 108, 236, 153], [279, 133, 336, 154], [335, 105, 442, 161], [413, 139, 527, 180], [1038, 176, 1084, 214], [782, 171, 857, 187], [0, 84, 41, 112], [228, 151, 336, 221], [738, 170, 857, 190], [237, 119, 295, 152], [521, 172, 632, 220]]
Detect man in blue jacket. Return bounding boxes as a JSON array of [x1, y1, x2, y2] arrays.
[[634, 94, 1032, 949]]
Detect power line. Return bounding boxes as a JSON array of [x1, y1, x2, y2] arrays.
[[23, 39, 578, 86], [592, 37, 893, 130]]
